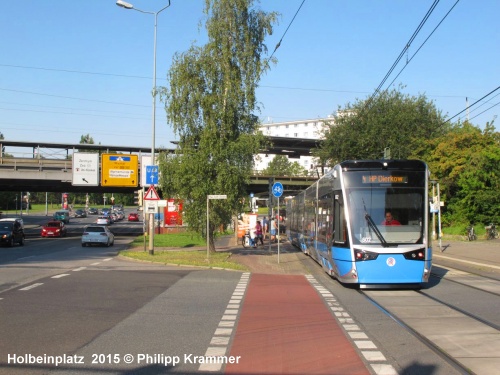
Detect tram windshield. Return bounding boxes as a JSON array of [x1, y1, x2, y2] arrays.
[[347, 186, 425, 246]]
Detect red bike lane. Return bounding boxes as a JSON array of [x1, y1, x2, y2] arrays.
[[225, 274, 370, 375]]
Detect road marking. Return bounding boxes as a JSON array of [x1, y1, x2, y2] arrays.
[[51, 274, 70, 279], [199, 272, 250, 372], [72, 267, 87, 272], [305, 275, 397, 375], [90, 262, 101, 266], [17, 256, 36, 261], [434, 254, 500, 270], [19, 283, 44, 291], [103, 258, 113, 261]]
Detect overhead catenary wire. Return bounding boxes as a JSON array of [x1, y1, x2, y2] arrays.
[[469, 101, 500, 122], [386, 0, 460, 89], [444, 86, 500, 124], [268, 0, 306, 61], [365, 0, 440, 106]]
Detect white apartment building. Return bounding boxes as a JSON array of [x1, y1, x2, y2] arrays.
[[255, 117, 333, 175]]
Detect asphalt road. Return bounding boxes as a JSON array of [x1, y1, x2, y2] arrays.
[[0, 241, 243, 375]]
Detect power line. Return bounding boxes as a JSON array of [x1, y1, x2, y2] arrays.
[[366, 0, 440, 105], [0, 87, 148, 108], [469, 101, 500, 122], [268, 0, 307, 60], [0, 63, 153, 81], [386, 0, 460, 89], [444, 86, 500, 123]]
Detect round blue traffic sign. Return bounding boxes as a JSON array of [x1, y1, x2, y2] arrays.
[[272, 182, 283, 198]]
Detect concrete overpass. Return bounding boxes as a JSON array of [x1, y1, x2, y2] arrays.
[[0, 138, 319, 194]]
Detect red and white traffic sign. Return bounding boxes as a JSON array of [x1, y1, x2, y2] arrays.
[[144, 185, 160, 201]]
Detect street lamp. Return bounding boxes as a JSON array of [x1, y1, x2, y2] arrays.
[[116, 0, 171, 255]]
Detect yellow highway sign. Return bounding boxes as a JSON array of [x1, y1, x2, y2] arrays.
[[101, 154, 138, 187]]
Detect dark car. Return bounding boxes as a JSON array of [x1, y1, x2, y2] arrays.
[[0, 221, 25, 246], [88, 208, 98, 215], [74, 209, 87, 218], [41, 221, 67, 238]]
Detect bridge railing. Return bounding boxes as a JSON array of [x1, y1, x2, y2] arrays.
[[0, 157, 71, 171]]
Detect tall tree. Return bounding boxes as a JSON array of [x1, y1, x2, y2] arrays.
[[423, 121, 500, 226], [316, 87, 448, 165], [79, 134, 94, 144], [159, 0, 278, 251], [262, 155, 308, 177]]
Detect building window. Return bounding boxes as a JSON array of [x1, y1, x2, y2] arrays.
[[294, 133, 298, 137]]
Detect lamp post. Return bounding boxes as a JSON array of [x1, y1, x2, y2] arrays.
[[116, 0, 171, 255]]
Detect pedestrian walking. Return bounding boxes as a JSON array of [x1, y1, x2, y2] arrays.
[[255, 220, 264, 246], [270, 217, 277, 243], [262, 217, 269, 240]]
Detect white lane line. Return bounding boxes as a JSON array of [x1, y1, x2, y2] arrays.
[[306, 276, 397, 375], [19, 283, 44, 291], [103, 258, 113, 261], [199, 272, 250, 372], [434, 254, 500, 270], [17, 256, 36, 261], [51, 274, 70, 279], [72, 267, 87, 272], [90, 262, 101, 266]]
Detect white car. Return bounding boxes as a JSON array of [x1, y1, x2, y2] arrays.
[[96, 216, 110, 225], [81, 225, 114, 247]]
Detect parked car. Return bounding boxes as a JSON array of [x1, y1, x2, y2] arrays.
[[0, 221, 25, 246], [81, 225, 114, 247], [74, 209, 87, 218], [128, 213, 139, 222], [41, 221, 67, 237], [96, 216, 111, 225], [88, 208, 98, 215]]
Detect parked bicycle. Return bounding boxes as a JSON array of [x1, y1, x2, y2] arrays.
[[466, 225, 477, 241], [485, 223, 499, 240]]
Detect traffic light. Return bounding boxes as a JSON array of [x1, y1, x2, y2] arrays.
[[134, 190, 143, 206]]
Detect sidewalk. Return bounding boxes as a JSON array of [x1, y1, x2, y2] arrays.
[[216, 235, 500, 278], [216, 235, 310, 275], [432, 238, 500, 278]]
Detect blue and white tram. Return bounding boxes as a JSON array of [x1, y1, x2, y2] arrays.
[[286, 159, 432, 288]]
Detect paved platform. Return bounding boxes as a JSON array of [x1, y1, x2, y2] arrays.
[[218, 235, 500, 278]]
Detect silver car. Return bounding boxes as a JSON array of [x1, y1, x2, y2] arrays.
[[81, 225, 114, 247], [96, 216, 110, 225]]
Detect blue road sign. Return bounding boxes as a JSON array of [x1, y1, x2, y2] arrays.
[[272, 182, 283, 198], [145, 165, 159, 185]]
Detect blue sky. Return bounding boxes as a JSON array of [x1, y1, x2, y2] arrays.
[[1, 0, 498, 155]]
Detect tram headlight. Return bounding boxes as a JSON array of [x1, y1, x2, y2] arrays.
[[354, 249, 378, 261], [403, 249, 426, 261]]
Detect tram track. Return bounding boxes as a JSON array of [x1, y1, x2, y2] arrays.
[[358, 289, 474, 375], [431, 266, 500, 297], [416, 289, 500, 331]]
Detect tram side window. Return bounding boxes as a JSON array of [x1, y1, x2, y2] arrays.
[[317, 193, 333, 245], [333, 191, 348, 247]]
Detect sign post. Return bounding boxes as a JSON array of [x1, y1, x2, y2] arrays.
[[272, 182, 283, 263], [207, 195, 227, 261], [144, 185, 160, 255]]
